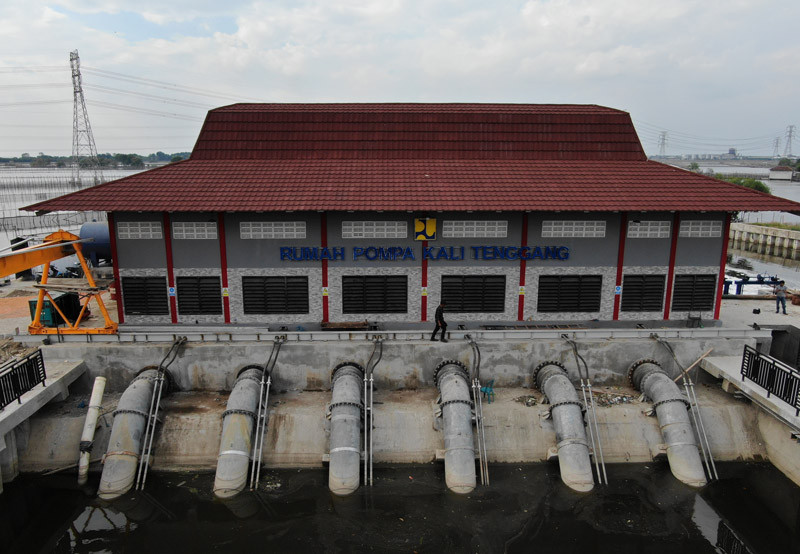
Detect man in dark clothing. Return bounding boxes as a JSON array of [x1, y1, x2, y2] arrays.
[[431, 301, 448, 342], [775, 280, 789, 314]]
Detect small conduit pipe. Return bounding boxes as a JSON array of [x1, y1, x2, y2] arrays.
[[434, 360, 476, 494], [214, 366, 264, 499], [78, 376, 106, 486], [98, 368, 169, 500], [629, 359, 707, 488], [533, 361, 594, 493], [328, 362, 364, 496]]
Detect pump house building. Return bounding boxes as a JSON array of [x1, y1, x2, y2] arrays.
[[27, 103, 800, 327]]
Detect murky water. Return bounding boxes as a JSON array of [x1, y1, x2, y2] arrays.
[[1, 463, 797, 553]]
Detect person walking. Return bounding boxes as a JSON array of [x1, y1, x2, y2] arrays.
[[431, 301, 448, 342], [774, 280, 789, 315]]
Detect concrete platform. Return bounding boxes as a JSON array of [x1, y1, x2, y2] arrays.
[[701, 355, 800, 486], [0, 359, 86, 488], [0, 360, 86, 443], [700, 355, 800, 433]]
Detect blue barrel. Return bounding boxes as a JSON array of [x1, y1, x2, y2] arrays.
[[79, 222, 112, 265]]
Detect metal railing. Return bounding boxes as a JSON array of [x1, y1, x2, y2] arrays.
[[741, 344, 800, 416], [250, 335, 285, 491], [0, 349, 46, 410]]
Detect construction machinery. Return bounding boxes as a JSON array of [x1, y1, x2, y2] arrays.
[[0, 229, 117, 335]]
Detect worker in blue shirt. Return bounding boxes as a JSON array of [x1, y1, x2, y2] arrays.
[[774, 280, 789, 314], [431, 301, 448, 342]]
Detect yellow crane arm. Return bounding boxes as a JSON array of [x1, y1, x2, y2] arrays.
[[0, 238, 79, 278]]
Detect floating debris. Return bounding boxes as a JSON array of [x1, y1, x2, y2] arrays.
[[594, 391, 637, 407], [514, 395, 538, 407]]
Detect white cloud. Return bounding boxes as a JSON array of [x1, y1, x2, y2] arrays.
[[0, 0, 797, 156]]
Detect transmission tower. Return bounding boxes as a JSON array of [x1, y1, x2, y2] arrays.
[[772, 137, 781, 158], [783, 125, 796, 158], [657, 131, 668, 157], [70, 50, 102, 187]]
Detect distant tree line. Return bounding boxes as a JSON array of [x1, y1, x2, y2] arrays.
[[0, 151, 191, 168], [777, 157, 800, 171]]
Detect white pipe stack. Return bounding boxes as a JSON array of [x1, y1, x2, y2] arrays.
[[434, 360, 476, 494], [630, 360, 707, 488], [535, 362, 594, 492], [78, 376, 106, 486], [98, 369, 159, 500], [214, 367, 263, 498], [328, 363, 364, 496]]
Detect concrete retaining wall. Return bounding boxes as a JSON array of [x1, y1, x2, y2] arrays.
[[17, 385, 769, 476], [41, 336, 757, 394]]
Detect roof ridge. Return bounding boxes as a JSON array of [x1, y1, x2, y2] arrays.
[[210, 102, 628, 113]]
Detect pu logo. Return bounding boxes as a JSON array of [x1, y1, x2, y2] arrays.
[[414, 218, 436, 241]]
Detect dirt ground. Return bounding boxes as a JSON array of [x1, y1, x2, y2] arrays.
[[0, 276, 118, 337]]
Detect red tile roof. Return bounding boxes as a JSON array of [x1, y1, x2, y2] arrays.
[[190, 103, 647, 161], [23, 103, 800, 214], [25, 159, 800, 214]]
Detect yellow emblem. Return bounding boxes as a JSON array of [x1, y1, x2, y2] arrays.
[[414, 218, 436, 241]]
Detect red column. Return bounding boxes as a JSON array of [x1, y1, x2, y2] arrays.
[[217, 213, 231, 324], [612, 213, 628, 320], [421, 240, 428, 322], [163, 212, 178, 324], [518, 213, 528, 321], [107, 212, 124, 324], [321, 212, 329, 323], [663, 212, 681, 320], [714, 213, 732, 320]]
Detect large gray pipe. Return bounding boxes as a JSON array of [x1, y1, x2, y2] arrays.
[[98, 369, 160, 500], [214, 366, 264, 499], [534, 361, 594, 493], [629, 359, 707, 488], [328, 362, 364, 496], [434, 360, 476, 494]]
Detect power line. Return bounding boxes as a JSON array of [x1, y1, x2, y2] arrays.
[[84, 84, 214, 109], [82, 66, 265, 102], [0, 66, 68, 73], [0, 83, 70, 89], [87, 100, 204, 122], [634, 119, 781, 142], [0, 100, 72, 107]]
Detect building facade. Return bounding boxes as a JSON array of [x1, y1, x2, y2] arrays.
[[28, 104, 800, 326]]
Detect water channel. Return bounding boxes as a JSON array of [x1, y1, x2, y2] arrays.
[[1, 463, 797, 553]]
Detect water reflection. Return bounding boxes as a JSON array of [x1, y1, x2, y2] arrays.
[[1, 463, 797, 553]]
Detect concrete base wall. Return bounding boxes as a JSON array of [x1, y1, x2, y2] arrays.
[[41, 336, 757, 395], [19, 334, 799, 488], [17, 386, 768, 475]]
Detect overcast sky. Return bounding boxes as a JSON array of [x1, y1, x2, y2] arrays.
[[1, 0, 797, 158]]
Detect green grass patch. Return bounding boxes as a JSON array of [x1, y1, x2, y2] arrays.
[[756, 222, 800, 232]]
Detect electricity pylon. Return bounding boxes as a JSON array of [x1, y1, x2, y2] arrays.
[[772, 137, 781, 158], [657, 131, 667, 157], [70, 50, 102, 187], [784, 125, 795, 158]]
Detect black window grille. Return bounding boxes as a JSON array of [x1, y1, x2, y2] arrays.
[[671, 274, 717, 312], [176, 276, 222, 315], [537, 275, 602, 312], [621, 274, 666, 312], [342, 275, 407, 314], [121, 276, 169, 316], [242, 276, 309, 314], [441, 275, 506, 313]]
